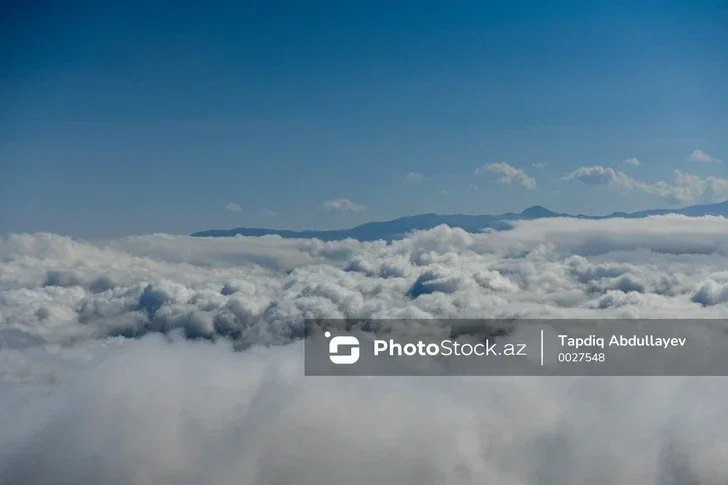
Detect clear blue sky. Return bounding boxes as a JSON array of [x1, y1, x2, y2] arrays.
[[2, 0, 727, 237]]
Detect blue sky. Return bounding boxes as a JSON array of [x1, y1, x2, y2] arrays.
[[1, 0, 727, 237]]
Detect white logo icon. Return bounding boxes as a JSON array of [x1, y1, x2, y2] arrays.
[[325, 331, 360, 364]]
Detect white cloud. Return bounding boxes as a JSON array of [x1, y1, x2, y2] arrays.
[[404, 172, 425, 182], [6, 332, 728, 485], [476, 162, 537, 190], [532, 162, 547, 168], [262, 209, 278, 217], [563, 166, 630, 187], [469, 185, 479, 191], [686, 149, 722, 164], [225, 203, 242, 212], [4, 219, 728, 483], [3, 217, 728, 348], [564, 166, 728, 204], [320, 198, 367, 214], [623, 157, 641, 166]]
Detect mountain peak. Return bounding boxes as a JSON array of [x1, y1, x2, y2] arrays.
[[520, 205, 556, 218]]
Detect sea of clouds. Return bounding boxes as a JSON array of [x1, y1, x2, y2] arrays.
[[2, 215, 728, 484]]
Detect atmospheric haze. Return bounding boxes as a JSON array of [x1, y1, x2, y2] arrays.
[[2, 215, 728, 484]]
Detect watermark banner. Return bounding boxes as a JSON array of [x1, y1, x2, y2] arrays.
[[303, 319, 728, 376]]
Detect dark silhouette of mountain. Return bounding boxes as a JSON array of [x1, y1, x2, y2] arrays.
[[192, 200, 728, 242]]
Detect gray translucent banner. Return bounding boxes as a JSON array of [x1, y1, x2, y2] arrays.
[[303, 319, 728, 376]]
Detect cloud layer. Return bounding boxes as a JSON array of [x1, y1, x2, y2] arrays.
[[3, 216, 728, 483]]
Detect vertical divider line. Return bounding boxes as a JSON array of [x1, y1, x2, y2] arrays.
[[540, 330, 544, 366]]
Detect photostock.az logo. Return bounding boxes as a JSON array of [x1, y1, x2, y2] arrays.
[[325, 331, 360, 364]]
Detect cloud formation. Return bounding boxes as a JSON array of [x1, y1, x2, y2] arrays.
[[476, 162, 537, 190], [563, 166, 630, 186], [3, 217, 728, 484], [686, 149, 722, 164], [5, 216, 728, 346], [262, 209, 278, 217], [225, 203, 242, 212], [565, 166, 728, 204], [320, 198, 367, 214], [623, 157, 641, 166], [404, 172, 425, 182]]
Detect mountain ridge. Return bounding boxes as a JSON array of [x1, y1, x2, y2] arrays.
[[191, 200, 728, 242]]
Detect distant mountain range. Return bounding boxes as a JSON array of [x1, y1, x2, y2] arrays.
[[191, 200, 728, 242]]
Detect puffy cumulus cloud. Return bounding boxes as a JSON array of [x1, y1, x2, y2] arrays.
[[565, 166, 728, 204], [320, 198, 367, 214], [623, 157, 641, 166], [563, 166, 633, 187], [642, 171, 728, 204], [686, 149, 722, 164], [4, 217, 728, 345], [3, 216, 728, 483], [476, 162, 537, 190], [225, 203, 242, 212]]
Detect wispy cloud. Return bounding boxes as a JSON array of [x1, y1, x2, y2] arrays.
[[564, 166, 728, 204], [622, 157, 641, 166], [224, 203, 242, 212], [476, 162, 536, 190], [532, 162, 546, 168], [320, 198, 367, 214], [404, 172, 426, 182], [685, 150, 722, 164], [262, 209, 278, 217]]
